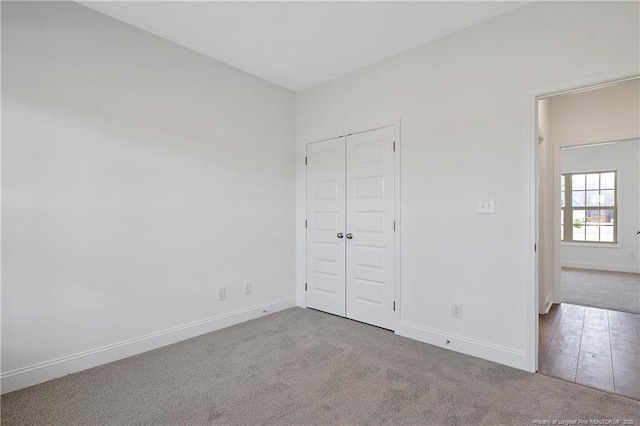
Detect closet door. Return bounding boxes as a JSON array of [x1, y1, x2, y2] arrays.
[[306, 137, 346, 316], [345, 127, 395, 330]]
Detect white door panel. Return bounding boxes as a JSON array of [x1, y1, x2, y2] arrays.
[[306, 137, 346, 316], [346, 127, 395, 330]]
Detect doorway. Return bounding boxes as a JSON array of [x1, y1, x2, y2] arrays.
[[305, 125, 397, 331], [536, 78, 640, 399]]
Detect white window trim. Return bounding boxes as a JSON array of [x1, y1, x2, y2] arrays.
[[561, 169, 618, 245]]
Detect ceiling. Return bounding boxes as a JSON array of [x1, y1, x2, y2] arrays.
[[79, 1, 528, 92]]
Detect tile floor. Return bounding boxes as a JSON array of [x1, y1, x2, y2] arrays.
[[539, 303, 640, 400]]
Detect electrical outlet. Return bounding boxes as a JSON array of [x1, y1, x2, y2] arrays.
[[243, 281, 252, 295], [451, 302, 462, 319], [477, 198, 495, 214], [217, 286, 226, 301]]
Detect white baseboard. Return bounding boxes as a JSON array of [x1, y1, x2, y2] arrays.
[[1, 296, 296, 394], [561, 261, 639, 274], [541, 293, 554, 315], [396, 321, 527, 371]]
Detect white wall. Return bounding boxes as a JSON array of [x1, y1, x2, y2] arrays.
[[1, 1, 296, 392], [296, 1, 639, 370], [560, 141, 640, 273]]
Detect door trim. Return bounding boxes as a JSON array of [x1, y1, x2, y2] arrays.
[[304, 119, 402, 331]]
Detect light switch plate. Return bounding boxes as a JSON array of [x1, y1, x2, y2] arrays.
[[478, 197, 495, 214]]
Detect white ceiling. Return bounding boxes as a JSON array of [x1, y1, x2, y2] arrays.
[[79, 1, 528, 92]]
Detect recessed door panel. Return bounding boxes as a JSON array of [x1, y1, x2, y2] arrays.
[[354, 176, 386, 199], [313, 241, 339, 263], [314, 211, 339, 231], [353, 278, 385, 306], [313, 181, 339, 201], [354, 245, 385, 270], [353, 212, 385, 234], [306, 137, 346, 316], [314, 271, 341, 295], [353, 139, 386, 166], [313, 149, 340, 170]]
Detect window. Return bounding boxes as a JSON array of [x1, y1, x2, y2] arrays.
[[561, 171, 617, 243]]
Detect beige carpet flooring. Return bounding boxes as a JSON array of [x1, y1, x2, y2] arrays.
[[2, 307, 639, 425], [561, 268, 640, 314]]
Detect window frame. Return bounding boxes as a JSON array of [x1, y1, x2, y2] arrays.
[[561, 170, 618, 244]]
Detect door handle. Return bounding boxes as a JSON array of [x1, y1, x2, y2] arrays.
[[337, 233, 344, 239], [346, 233, 353, 239]]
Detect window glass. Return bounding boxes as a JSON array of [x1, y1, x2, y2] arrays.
[[562, 171, 616, 244], [601, 172, 615, 189], [572, 174, 585, 190]]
